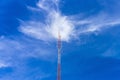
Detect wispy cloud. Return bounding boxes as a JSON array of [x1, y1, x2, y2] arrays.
[[0, 36, 55, 79], [101, 42, 120, 59], [19, 0, 120, 42], [74, 12, 120, 34], [19, 0, 75, 42], [0, 61, 9, 68], [0, 36, 56, 62]]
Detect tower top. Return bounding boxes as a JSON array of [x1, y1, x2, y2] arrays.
[[58, 31, 61, 49]]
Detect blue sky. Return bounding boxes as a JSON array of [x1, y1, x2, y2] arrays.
[[0, 0, 120, 80]]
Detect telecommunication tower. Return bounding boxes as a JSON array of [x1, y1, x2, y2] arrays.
[[57, 31, 61, 80]]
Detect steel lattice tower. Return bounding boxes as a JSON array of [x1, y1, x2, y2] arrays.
[[57, 31, 61, 80]]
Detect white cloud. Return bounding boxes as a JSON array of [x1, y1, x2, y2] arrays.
[[0, 62, 8, 68], [46, 11, 75, 41], [101, 42, 120, 59], [0, 37, 55, 79], [20, 12, 75, 42], [0, 36, 56, 63], [20, 21, 52, 41], [19, 0, 120, 42], [20, 0, 75, 42], [37, 0, 59, 11], [73, 11, 120, 35]]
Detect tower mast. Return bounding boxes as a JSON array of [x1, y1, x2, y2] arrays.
[[57, 31, 61, 80]]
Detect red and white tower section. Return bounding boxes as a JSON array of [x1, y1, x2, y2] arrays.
[[57, 31, 61, 80]]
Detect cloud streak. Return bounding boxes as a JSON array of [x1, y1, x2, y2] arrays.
[[74, 12, 120, 34], [0, 61, 9, 68]]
